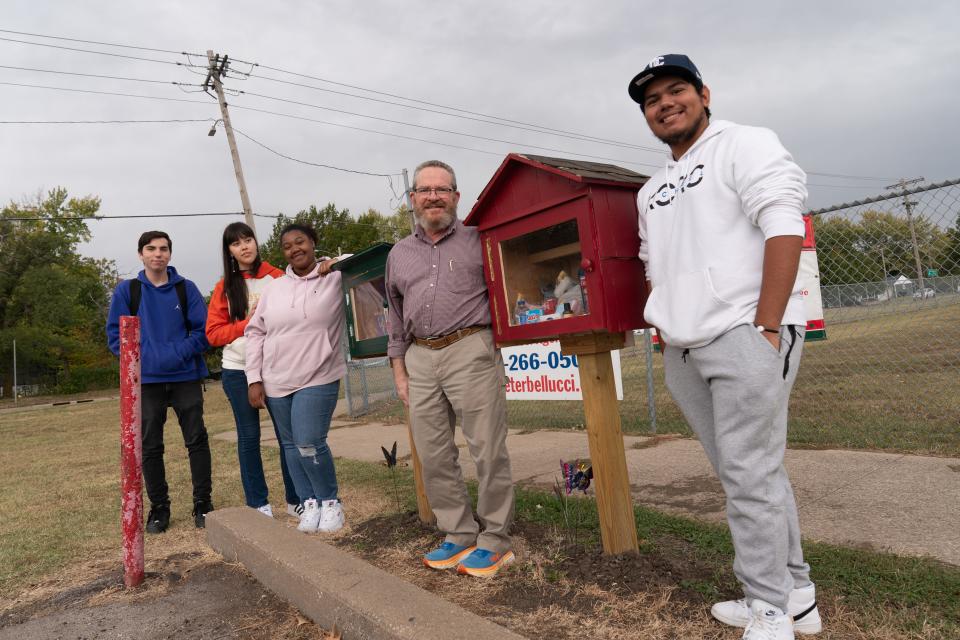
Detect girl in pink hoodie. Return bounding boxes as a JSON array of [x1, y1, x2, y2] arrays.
[[245, 223, 346, 534]]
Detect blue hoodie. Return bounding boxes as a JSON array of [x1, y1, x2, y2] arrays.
[[106, 267, 210, 383]]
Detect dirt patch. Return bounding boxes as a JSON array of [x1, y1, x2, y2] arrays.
[[631, 474, 728, 517], [0, 550, 330, 640], [629, 433, 682, 450]]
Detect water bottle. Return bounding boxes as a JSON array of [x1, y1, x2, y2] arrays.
[[515, 293, 529, 325]]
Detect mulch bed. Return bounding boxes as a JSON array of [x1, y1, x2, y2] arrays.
[[337, 510, 735, 639]]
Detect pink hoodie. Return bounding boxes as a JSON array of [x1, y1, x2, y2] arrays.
[[244, 262, 346, 397]]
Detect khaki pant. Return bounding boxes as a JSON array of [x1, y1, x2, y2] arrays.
[[406, 329, 514, 553]]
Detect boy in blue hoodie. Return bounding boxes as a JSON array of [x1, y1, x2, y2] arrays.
[[107, 231, 212, 533]]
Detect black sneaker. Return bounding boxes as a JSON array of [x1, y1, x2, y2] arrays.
[[193, 500, 214, 529], [146, 504, 170, 534]]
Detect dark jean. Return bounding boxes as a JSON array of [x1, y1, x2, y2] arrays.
[[221, 368, 299, 508], [141, 380, 212, 507], [266, 381, 340, 503]]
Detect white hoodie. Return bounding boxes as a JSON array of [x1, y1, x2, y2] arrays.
[[637, 119, 807, 348]]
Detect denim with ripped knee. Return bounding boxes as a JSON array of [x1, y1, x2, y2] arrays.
[[266, 381, 340, 503]]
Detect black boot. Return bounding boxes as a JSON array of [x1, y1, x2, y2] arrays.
[[193, 500, 214, 529], [146, 503, 171, 534]]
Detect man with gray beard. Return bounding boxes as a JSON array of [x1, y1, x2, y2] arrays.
[[385, 160, 515, 578]]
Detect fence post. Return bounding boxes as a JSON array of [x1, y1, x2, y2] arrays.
[[644, 330, 657, 433], [11, 339, 17, 405], [359, 358, 369, 414], [119, 316, 144, 588], [341, 336, 355, 418]]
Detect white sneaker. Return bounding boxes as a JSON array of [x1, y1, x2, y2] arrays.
[[256, 504, 274, 518], [742, 600, 794, 640], [317, 499, 344, 533], [297, 498, 321, 532], [712, 583, 822, 634], [287, 502, 304, 519]]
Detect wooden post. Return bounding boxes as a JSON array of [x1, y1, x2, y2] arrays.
[[119, 316, 145, 587], [560, 331, 639, 555], [405, 408, 435, 525]]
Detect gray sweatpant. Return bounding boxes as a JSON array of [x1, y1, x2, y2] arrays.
[[664, 323, 811, 611]]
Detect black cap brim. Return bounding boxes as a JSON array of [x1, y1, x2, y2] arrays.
[[628, 67, 703, 105]]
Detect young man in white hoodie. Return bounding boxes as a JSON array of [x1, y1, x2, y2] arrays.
[[628, 55, 822, 640]]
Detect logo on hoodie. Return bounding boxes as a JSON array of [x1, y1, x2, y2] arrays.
[[647, 164, 705, 210]]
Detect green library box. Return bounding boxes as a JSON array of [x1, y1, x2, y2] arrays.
[[332, 242, 392, 358]]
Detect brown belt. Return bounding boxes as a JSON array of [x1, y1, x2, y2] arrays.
[[413, 325, 489, 350]]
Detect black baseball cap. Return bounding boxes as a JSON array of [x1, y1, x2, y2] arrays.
[[628, 54, 704, 107]]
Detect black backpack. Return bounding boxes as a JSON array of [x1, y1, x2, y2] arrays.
[[127, 279, 191, 336]]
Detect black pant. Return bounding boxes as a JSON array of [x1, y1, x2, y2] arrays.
[[141, 380, 212, 507]]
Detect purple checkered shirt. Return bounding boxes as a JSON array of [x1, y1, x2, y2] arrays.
[[386, 218, 490, 358]]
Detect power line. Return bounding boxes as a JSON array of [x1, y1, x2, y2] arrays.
[[231, 103, 519, 158], [1, 69, 900, 182], [0, 64, 189, 86], [807, 171, 896, 181], [243, 61, 658, 153], [6, 211, 244, 221], [0, 118, 211, 124], [231, 126, 401, 177], [0, 29, 901, 183], [0, 80, 214, 105], [0, 80, 504, 158], [0, 35, 203, 68], [0, 28, 202, 56], [0, 112, 885, 187], [2, 67, 662, 165], [235, 90, 663, 168], [0, 28, 660, 154], [807, 182, 891, 190], [246, 72, 664, 153], [6, 211, 399, 233]]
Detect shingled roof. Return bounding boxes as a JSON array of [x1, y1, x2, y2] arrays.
[[518, 154, 649, 185]]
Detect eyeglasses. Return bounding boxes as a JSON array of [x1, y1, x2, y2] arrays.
[[412, 186, 456, 197]]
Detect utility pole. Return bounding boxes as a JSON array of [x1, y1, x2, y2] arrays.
[[12, 339, 17, 405], [885, 177, 925, 296], [204, 50, 255, 231], [402, 168, 416, 233]]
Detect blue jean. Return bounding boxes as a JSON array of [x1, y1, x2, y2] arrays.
[[221, 368, 299, 508], [266, 381, 340, 503]]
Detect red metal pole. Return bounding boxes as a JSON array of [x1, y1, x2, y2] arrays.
[[119, 316, 144, 588]]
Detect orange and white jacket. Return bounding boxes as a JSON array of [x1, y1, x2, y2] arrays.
[[206, 261, 284, 370]]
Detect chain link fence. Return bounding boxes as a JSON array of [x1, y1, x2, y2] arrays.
[[335, 181, 960, 453]]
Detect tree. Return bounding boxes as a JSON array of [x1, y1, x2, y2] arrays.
[[941, 212, 960, 276], [260, 203, 412, 269], [0, 188, 118, 396], [813, 209, 949, 286]]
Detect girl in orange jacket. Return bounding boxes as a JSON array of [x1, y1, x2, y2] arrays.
[[206, 222, 301, 518]]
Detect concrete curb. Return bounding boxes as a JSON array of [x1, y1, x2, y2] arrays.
[[206, 507, 524, 640]]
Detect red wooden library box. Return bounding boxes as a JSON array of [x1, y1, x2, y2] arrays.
[[464, 154, 651, 345]]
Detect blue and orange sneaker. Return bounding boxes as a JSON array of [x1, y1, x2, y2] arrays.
[[423, 542, 476, 570], [456, 548, 516, 577]]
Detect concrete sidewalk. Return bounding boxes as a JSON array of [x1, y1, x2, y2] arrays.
[[215, 418, 960, 566]]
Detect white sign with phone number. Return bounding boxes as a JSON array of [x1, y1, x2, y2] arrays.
[[501, 340, 624, 400]]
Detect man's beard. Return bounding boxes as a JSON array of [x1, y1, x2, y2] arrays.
[[655, 111, 707, 148], [415, 204, 457, 233]]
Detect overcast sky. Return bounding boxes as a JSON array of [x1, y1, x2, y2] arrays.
[[3, 1, 958, 293]]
